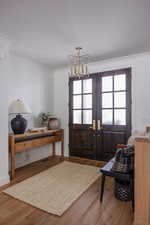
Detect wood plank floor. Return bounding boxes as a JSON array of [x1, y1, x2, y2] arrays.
[[0, 156, 133, 225]]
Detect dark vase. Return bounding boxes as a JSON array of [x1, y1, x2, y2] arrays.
[[11, 114, 27, 134]]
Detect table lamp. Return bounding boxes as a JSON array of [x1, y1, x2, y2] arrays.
[[9, 99, 32, 134]]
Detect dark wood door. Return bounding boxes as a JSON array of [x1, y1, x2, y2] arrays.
[[69, 76, 97, 159], [69, 68, 131, 161], [96, 68, 131, 161]]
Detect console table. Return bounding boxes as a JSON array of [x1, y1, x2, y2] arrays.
[[9, 129, 64, 179]]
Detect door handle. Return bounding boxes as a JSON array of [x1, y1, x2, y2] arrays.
[[98, 120, 103, 130], [89, 120, 96, 130]]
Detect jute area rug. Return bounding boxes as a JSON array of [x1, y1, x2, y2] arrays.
[[3, 161, 100, 216]]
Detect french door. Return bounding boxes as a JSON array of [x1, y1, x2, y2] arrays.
[[69, 68, 131, 161]]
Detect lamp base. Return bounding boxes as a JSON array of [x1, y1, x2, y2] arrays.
[[11, 114, 27, 134]]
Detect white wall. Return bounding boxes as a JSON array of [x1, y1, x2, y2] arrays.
[[0, 48, 54, 186], [0, 58, 10, 186], [7, 55, 54, 168], [53, 68, 69, 156], [53, 53, 150, 156]]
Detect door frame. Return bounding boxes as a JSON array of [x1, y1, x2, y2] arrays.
[[69, 67, 132, 159]]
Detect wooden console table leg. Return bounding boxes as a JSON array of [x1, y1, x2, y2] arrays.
[[11, 151, 16, 179], [10, 136, 15, 180], [52, 142, 55, 156], [61, 140, 64, 157]]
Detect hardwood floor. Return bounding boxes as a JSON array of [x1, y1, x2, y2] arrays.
[[0, 156, 133, 225]]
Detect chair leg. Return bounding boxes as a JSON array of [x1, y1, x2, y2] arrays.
[[100, 174, 106, 202]]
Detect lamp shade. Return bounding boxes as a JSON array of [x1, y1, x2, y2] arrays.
[[9, 99, 32, 114]]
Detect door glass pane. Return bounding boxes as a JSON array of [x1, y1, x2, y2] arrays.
[[114, 109, 126, 125], [114, 74, 126, 91], [73, 95, 82, 109], [73, 110, 82, 124], [102, 109, 113, 124], [102, 93, 113, 108], [83, 110, 92, 124], [114, 92, 126, 108], [102, 76, 112, 92], [83, 79, 92, 93], [73, 80, 82, 94], [83, 94, 92, 108]]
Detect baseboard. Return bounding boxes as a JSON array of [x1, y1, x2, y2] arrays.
[[65, 156, 106, 167], [0, 174, 10, 187]]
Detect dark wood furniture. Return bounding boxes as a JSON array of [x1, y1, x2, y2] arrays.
[[9, 129, 64, 179], [100, 158, 134, 210], [134, 134, 150, 225], [69, 68, 131, 161]]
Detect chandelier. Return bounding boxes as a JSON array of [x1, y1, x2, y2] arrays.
[[69, 47, 89, 77]]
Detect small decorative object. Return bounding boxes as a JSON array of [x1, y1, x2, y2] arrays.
[[28, 127, 47, 133], [48, 117, 60, 130], [9, 99, 32, 134], [69, 47, 90, 77], [111, 145, 134, 174], [39, 112, 51, 127]]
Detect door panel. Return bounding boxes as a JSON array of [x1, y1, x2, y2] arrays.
[[101, 131, 126, 161], [69, 76, 97, 159], [69, 68, 131, 161], [96, 68, 131, 161], [71, 129, 97, 159]]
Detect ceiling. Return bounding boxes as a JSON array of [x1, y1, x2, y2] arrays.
[[0, 0, 150, 67]]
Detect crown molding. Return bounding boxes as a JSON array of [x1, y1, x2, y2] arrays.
[[88, 51, 150, 68], [53, 51, 150, 72]]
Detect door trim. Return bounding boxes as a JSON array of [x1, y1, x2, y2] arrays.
[[69, 67, 132, 159]]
